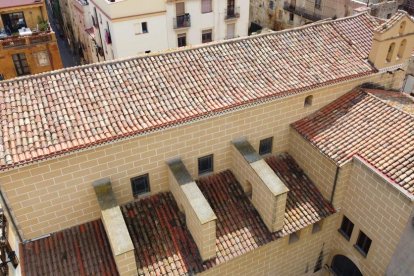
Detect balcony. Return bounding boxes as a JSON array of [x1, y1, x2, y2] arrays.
[[283, 2, 334, 22], [225, 6, 240, 20], [173, 14, 191, 29], [0, 32, 54, 50]]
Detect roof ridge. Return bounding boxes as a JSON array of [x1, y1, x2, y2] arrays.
[[364, 89, 414, 118], [0, 13, 372, 86]]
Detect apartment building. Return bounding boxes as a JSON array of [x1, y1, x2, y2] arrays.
[[0, 11, 413, 276], [58, 0, 249, 62], [0, 0, 63, 80], [250, 0, 403, 31]]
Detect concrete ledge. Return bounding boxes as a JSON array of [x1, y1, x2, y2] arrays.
[[251, 160, 289, 196], [101, 207, 135, 256], [182, 182, 217, 224]]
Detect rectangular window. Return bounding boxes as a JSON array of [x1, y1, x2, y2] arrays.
[[142, 22, 148, 33], [131, 174, 150, 197], [12, 53, 30, 76], [198, 154, 213, 175], [202, 29, 212, 43], [259, 137, 273, 155], [176, 2, 185, 16], [201, 0, 213, 13], [355, 231, 372, 257], [315, 0, 321, 9], [269, 0, 274, 10], [1, 12, 26, 33], [177, 33, 187, 47], [289, 13, 294, 22], [339, 216, 354, 240]]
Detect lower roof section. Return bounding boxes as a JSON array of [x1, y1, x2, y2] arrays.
[[20, 219, 119, 276], [121, 192, 203, 275]]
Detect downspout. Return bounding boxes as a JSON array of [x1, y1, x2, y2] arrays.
[[330, 166, 340, 204], [0, 190, 23, 243]]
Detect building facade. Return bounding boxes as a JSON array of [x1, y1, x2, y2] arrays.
[[250, 0, 404, 31], [0, 0, 63, 80], [0, 11, 413, 276], [58, 0, 249, 63]]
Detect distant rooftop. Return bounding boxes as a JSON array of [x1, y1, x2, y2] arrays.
[[0, 13, 381, 171], [0, 0, 43, 9], [292, 88, 414, 196]]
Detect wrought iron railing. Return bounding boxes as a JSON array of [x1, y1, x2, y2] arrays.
[[173, 14, 191, 29]]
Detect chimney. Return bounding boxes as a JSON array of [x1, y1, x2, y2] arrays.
[[231, 138, 289, 232], [93, 178, 137, 276]]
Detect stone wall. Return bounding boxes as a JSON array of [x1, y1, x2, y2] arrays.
[[329, 157, 413, 275], [0, 71, 404, 240]]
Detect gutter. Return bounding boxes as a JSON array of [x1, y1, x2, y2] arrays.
[[330, 166, 340, 204]]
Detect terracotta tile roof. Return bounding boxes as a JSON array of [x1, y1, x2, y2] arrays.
[[120, 167, 334, 274], [196, 171, 273, 269], [331, 13, 381, 58], [374, 10, 414, 33], [121, 192, 204, 275], [292, 88, 414, 196], [20, 219, 119, 276], [265, 153, 336, 236], [0, 13, 377, 171]]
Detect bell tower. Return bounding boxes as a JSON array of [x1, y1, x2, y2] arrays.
[[369, 11, 414, 70]]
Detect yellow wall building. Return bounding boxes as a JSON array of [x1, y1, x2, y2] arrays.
[[0, 11, 413, 276], [0, 0, 63, 80]]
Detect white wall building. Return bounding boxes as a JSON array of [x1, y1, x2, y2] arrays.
[[88, 0, 249, 60]]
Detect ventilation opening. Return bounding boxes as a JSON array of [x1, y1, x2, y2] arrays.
[[386, 42, 395, 62], [304, 95, 313, 107]]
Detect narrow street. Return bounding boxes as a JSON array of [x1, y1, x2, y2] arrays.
[[45, 1, 80, 68]]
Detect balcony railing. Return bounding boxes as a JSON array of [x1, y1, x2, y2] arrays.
[[283, 2, 334, 22], [225, 6, 240, 20], [173, 14, 191, 29], [0, 32, 54, 50]]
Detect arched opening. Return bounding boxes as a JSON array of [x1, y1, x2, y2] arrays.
[[304, 95, 313, 107], [399, 21, 406, 36], [331, 255, 363, 276], [397, 39, 407, 59], [386, 42, 395, 62]]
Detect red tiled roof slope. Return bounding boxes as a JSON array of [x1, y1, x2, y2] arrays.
[[265, 153, 336, 235], [374, 10, 414, 33], [292, 88, 414, 195], [197, 171, 272, 269], [121, 192, 203, 275], [20, 219, 119, 276], [0, 13, 377, 171], [331, 13, 380, 58]]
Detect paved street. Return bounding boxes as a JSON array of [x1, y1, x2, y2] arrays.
[[46, 1, 80, 68]]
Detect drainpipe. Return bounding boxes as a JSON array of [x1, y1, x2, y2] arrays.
[[330, 166, 340, 204], [0, 190, 23, 243]]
